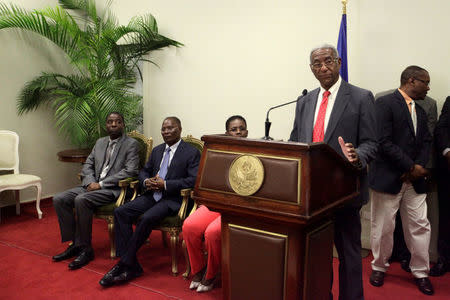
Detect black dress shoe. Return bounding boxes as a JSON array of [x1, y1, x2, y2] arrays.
[[430, 258, 448, 277], [112, 266, 143, 284], [369, 270, 385, 287], [68, 248, 94, 270], [415, 277, 434, 295], [400, 259, 411, 273], [52, 244, 81, 262], [99, 263, 124, 287]]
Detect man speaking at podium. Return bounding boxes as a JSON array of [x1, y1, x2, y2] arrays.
[[289, 44, 378, 300]]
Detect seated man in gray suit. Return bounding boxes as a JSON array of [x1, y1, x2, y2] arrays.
[[52, 112, 140, 270]]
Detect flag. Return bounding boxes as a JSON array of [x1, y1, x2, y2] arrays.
[[337, 12, 348, 82]]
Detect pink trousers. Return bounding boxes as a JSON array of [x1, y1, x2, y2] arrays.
[[182, 205, 221, 280]]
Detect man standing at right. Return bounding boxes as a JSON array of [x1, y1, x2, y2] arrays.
[[373, 90, 438, 273], [431, 96, 450, 276], [369, 66, 433, 295]]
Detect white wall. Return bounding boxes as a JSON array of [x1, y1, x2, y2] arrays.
[[124, 0, 450, 144], [138, 0, 348, 144], [357, 0, 449, 112]]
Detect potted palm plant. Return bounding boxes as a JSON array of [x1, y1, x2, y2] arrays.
[[0, 0, 181, 148]]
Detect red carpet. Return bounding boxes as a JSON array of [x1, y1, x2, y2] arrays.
[[1, 200, 449, 299]]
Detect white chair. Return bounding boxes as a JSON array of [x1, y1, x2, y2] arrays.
[[0, 130, 42, 221]]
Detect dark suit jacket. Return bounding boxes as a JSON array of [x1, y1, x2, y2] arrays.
[[369, 90, 432, 195], [289, 80, 378, 205], [376, 89, 438, 168], [435, 96, 450, 156], [435, 96, 450, 183], [81, 135, 140, 197], [138, 139, 201, 211]]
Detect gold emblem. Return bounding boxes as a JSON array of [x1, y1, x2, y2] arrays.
[[228, 155, 264, 196]]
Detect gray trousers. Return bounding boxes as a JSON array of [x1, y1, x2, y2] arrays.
[[53, 186, 116, 247]]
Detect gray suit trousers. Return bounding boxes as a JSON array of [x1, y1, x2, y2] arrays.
[[53, 186, 116, 247]]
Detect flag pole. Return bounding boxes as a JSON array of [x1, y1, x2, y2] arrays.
[[342, 0, 347, 14]]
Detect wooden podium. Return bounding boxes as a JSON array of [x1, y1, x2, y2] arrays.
[[193, 135, 360, 300]]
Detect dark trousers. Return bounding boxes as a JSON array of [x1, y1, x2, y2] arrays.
[[114, 193, 179, 268], [437, 164, 450, 261], [53, 186, 116, 247], [333, 205, 364, 300]]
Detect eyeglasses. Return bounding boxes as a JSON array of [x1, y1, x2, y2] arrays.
[[310, 58, 339, 70], [414, 78, 430, 87]]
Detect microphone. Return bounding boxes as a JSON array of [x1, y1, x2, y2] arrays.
[[263, 89, 308, 140]]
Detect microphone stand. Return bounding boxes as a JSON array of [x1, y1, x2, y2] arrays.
[[263, 89, 307, 140]]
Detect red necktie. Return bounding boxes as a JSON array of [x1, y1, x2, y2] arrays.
[[312, 91, 331, 142]]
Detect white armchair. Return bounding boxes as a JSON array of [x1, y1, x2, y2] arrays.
[[0, 130, 42, 221]]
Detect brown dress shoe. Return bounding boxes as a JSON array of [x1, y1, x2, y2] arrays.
[[369, 270, 385, 287], [415, 277, 434, 295]]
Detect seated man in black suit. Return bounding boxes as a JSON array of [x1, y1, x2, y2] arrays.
[[99, 116, 201, 287], [52, 112, 140, 270], [369, 66, 433, 295]]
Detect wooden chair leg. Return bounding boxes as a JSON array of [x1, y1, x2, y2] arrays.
[[108, 219, 116, 258], [170, 233, 179, 276], [182, 239, 191, 279]]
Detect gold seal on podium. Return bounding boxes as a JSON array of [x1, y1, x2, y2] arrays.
[[228, 155, 264, 196]]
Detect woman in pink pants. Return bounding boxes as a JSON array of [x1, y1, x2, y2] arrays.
[[183, 115, 248, 292]]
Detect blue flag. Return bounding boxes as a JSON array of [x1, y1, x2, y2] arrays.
[[337, 13, 348, 82]]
